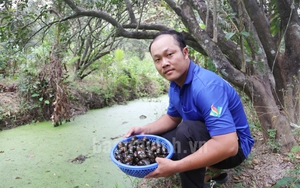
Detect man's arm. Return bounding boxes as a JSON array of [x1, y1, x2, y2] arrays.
[[145, 132, 239, 178], [176, 132, 239, 171], [124, 114, 182, 137]]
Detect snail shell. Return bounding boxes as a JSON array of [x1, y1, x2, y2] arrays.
[[114, 136, 169, 166]]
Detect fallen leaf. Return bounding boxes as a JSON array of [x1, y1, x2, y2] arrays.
[[233, 175, 240, 180], [139, 115, 147, 119], [282, 157, 290, 162], [252, 158, 259, 164], [28, 154, 35, 158], [110, 134, 123, 140]]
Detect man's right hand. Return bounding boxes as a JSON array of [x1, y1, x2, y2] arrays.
[[124, 126, 147, 138], [124, 114, 181, 138]]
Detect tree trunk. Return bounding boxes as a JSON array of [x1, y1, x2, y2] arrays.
[[247, 75, 297, 152]]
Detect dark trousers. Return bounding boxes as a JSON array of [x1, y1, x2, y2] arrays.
[[160, 120, 245, 188]]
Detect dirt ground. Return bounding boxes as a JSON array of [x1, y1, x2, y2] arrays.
[[221, 140, 298, 188], [0, 92, 22, 129], [1, 90, 299, 188]]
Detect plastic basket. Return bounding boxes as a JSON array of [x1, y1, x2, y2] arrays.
[[110, 135, 174, 178]]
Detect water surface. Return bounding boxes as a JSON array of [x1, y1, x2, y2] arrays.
[[0, 95, 169, 188]]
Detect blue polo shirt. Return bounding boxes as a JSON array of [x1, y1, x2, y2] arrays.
[[167, 60, 254, 157]]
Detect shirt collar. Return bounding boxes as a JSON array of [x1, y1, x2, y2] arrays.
[[170, 60, 196, 89], [184, 60, 196, 85]]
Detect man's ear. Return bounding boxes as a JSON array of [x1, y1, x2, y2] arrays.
[[183, 47, 189, 57]]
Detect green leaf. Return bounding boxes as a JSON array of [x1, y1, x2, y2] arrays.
[[199, 23, 206, 29], [44, 100, 50, 104], [240, 31, 250, 37], [68, 56, 81, 64], [39, 97, 43, 101], [225, 32, 235, 40], [31, 93, 39, 97], [274, 177, 297, 188], [226, 12, 237, 19], [291, 145, 300, 153]]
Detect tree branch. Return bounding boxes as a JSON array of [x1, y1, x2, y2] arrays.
[[62, 0, 125, 33], [124, 0, 137, 24], [164, 0, 183, 17], [191, 0, 244, 70], [179, 0, 246, 87], [212, 0, 217, 42], [62, 0, 83, 12], [122, 23, 170, 31], [276, 0, 300, 76], [242, 0, 278, 65]]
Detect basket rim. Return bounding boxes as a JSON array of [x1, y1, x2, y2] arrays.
[[110, 134, 174, 169]]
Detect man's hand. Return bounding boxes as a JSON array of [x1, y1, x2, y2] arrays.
[[124, 126, 147, 138], [124, 114, 181, 138], [145, 157, 177, 178]]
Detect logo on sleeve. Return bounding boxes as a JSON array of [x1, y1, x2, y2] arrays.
[[210, 105, 222, 117]]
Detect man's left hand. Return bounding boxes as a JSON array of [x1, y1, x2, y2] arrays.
[[144, 157, 176, 178]]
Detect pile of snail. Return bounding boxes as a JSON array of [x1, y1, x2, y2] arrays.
[[114, 136, 169, 166]]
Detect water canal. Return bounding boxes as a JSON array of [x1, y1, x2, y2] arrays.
[[0, 95, 169, 188]]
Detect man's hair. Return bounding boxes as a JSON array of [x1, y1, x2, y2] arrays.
[[149, 30, 187, 53]]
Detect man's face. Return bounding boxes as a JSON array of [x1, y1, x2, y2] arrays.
[[150, 34, 189, 87]]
